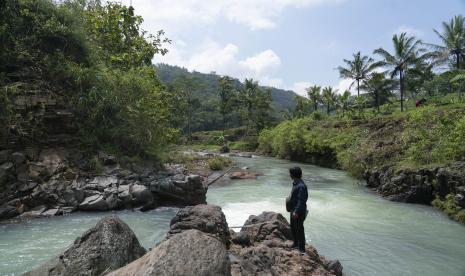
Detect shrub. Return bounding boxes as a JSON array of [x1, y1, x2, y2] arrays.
[[208, 156, 232, 171]]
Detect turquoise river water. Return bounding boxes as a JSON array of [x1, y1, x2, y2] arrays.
[[1, 156, 465, 275]]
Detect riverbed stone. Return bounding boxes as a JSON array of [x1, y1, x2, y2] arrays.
[[25, 216, 146, 276], [79, 194, 108, 210], [0, 205, 19, 220], [11, 152, 26, 165], [130, 184, 153, 205]]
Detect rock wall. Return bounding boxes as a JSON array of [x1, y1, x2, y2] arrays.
[[0, 148, 207, 221]]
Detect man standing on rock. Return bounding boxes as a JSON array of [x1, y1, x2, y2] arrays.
[[287, 167, 308, 254]]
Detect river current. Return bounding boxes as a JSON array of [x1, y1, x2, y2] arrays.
[[1, 156, 465, 275]]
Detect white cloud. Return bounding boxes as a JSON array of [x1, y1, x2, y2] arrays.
[[291, 81, 312, 96], [155, 39, 284, 87], [119, 0, 344, 31], [239, 49, 281, 76]]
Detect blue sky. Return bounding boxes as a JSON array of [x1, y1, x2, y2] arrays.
[[121, 0, 464, 95]]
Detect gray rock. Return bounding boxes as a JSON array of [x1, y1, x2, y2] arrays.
[[25, 216, 146, 276], [11, 152, 26, 165], [241, 212, 292, 243], [42, 208, 62, 217], [79, 194, 108, 211], [229, 211, 340, 276], [89, 176, 118, 191], [0, 150, 11, 163], [130, 184, 153, 205], [231, 231, 250, 246], [168, 204, 230, 245], [109, 229, 231, 276], [150, 174, 206, 206], [0, 205, 19, 220]]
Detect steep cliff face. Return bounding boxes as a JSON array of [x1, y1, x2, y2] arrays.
[[2, 87, 79, 149]]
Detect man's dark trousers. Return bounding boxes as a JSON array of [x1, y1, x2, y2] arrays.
[[290, 213, 306, 252]]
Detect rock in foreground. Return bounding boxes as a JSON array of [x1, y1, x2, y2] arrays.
[[230, 211, 342, 276], [168, 204, 230, 245], [25, 216, 146, 276], [108, 229, 231, 276]]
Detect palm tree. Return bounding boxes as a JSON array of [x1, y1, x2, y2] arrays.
[[361, 73, 396, 113], [374, 32, 428, 112], [306, 85, 321, 112], [322, 86, 337, 115], [428, 15, 465, 70], [337, 51, 379, 97], [337, 90, 352, 116]]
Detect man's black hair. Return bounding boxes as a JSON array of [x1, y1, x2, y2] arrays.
[[289, 167, 302, 179]]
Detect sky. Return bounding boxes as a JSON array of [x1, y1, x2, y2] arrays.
[[119, 0, 464, 96]]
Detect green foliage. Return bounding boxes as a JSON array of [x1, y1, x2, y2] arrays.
[[0, 0, 173, 158], [432, 194, 465, 224], [403, 107, 465, 164], [259, 107, 465, 177], [208, 156, 232, 171], [229, 140, 257, 151], [240, 78, 273, 134], [89, 156, 104, 174]]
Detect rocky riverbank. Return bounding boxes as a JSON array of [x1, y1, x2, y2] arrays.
[[27, 204, 342, 276], [364, 162, 465, 224], [0, 148, 207, 221]]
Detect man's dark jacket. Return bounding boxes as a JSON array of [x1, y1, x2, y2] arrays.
[[290, 179, 308, 215]]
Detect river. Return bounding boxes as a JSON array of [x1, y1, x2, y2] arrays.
[[1, 156, 465, 275]]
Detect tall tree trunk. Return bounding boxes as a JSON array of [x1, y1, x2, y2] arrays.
[[400, 70, 404, 112], [357, 79, 360, 97], [327, 103, 330, 115], [376, 91, 380, 113], [457, 53, 460, 70], [314, 101, 318, 112]]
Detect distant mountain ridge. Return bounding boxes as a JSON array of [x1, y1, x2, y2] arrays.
[[155, 63, 298, 110]]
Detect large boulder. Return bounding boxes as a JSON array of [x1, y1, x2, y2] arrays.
[[240, 211, 292, 243], [150, 175, 206, 206], [25, 216, 146, 276], [229, 211, 342, 276], [109, 229, 231, 276], [168, 204, 230, 245]]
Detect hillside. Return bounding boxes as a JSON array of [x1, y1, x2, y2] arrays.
[[155, 63, 298, 111]]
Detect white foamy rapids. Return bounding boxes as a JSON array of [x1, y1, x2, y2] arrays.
[[221, 199, 286, 229]]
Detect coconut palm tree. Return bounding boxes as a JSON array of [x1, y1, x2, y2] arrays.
[[322, 86, 337, 115], [337, 90, 352, 116], [428, 15, 465, 70], [361, 73, 396, 113], [306, 85, 321, 112], [373, 32, 428, 112], [337, 51, 380, 97]]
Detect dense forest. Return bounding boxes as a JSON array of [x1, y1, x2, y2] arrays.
[[154, 63, 297, 132]]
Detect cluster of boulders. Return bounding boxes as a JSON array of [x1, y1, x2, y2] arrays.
[[0, 148, 207, 221], [26, 204, 343, 275], [364, 162, 465, 208], [114, 204, 342, 276]]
